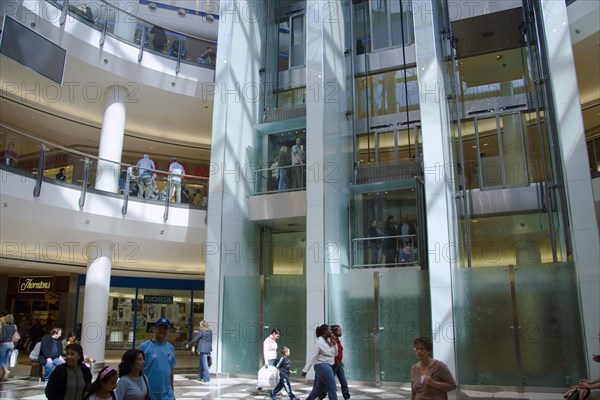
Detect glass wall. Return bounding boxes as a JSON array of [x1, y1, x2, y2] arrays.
[[453, 263, 586, 386], [349, 181, 423, 268], [75, 275, 203, 350], [328, 268, 430, 383]]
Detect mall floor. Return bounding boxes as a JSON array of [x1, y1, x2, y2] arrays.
[[0, 352, 567, 400]]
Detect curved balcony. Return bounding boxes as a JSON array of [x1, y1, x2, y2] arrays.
[[0, 124, 208, 278]]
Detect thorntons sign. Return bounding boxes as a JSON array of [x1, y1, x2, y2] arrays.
[[18, 277, 53, 293]]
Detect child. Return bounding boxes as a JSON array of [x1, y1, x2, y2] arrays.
[[84, 366, 118, 400], [270, 347, 299, 400]]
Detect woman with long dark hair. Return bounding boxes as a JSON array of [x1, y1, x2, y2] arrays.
[[115, 349, 149, 400], [84, 366, 118, 399], [302, 324, 338, 400]]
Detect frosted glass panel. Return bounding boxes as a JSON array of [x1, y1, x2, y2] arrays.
[[453, 263, 586, 387], [328, 269, 431, 383], [222, 276, 260, 374], [328, 271, 377, 381], [265, 275, 306, 371], [379, 269, 431, 382], [515, 263, 586, 387], [453, 267, 516, 385]]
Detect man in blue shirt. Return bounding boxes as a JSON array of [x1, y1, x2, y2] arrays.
[[139, 318, 176, 400], [136, 154, 155, 199]]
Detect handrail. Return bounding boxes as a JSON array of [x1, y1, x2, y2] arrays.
[[253, 164, 306, 195], [42, 0, 218, 68], [0, 123, 207, 184], [0, 124, 209, 218], [352, 234, 420, 269]]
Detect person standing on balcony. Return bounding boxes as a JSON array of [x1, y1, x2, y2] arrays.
[[169, 157, 185, 203], [150, 26, 167, 51], [136, 154, 155, 199], [383, 215, 397, 265], [368, 219, 381, 266], [0, 141, 18, 166], [291, 138, 305, 189], [278, 146, 291, 191]]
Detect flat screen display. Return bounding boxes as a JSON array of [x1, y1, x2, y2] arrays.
[[0, 16, 67, 84]]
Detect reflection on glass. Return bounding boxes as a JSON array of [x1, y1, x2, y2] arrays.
[[278, 20, 290, 72]]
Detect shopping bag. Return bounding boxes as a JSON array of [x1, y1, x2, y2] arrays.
[[257, 365, 279, 389], [9, 349, 18, 367]]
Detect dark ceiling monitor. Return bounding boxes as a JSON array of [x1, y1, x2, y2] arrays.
[[0, 16, 67, 84]]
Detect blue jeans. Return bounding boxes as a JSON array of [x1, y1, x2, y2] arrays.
[[333, 364, 350, 399], [44, 357, 64, 381], [306, 363, 337, 400], [0, 342, 14, 368], [199, 352, 210, 382]]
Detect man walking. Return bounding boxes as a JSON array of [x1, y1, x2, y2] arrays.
[[139, 318, 176, 400]]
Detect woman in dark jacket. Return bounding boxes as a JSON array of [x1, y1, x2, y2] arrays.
[[45, 343, 92, 400], [187, 320, 213, 383]]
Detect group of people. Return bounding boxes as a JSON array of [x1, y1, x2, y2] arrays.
[[149, 25, 217, 65], [270, 137, 305, 191], [123, 154, 189, 204], [258, 326, 458, 400], [368, 214, 418, 266], [34, 317, 177, 399]]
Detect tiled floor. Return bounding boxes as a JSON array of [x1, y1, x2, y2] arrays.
[[0, 354, 568, 400]]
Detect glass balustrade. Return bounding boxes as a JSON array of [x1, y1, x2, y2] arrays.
[[0, 125, 209, 216], [253, 164, 306, 195], [43, 0, 218, 68]]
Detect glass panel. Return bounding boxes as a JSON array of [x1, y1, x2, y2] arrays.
[[389, 0, 403, 47], [350, 184, 420, 269], [265, 275, 306, 371], [397, 67, 420, 113], [106, 288, 137, 350], [353, 1, 370, 55], [379, 269, 431, 382], [276, 88, 306, 108], [515, 263, 586, 387], [222, 276, 260, 374], [328, 271, 376, 381], [500, 113, 528, 185], [468, 213, 555, 267], [290, 15, 305, 68], [357, 133, 375, 164], [524, 111, 551, 183], [477, 117, 503, 188], [371, 0, 389, 50], [452, 267, 517, 385], [378, 131, 396, 163], [272, 232, 305, 275], [278, 20, 290, 72]]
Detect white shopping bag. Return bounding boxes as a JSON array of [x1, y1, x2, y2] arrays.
[[9, 349, 18, 367], [257, 365, 279, 389]]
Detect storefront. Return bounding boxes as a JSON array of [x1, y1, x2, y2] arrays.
[[75, 275, 204, 350]]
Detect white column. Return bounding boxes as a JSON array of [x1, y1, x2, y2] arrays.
[[204, 0, 263, 373], [304, 0, 352, 365], [80, 240, 113, 365], [413, 0, 457, 378], [540, 1, 600, 378], [95, 85, 128, 193]]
